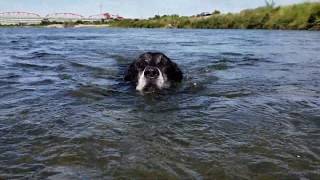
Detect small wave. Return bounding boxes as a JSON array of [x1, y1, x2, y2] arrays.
[[203, 88, 253, 98], [12, 62, 59, 71], [29, 79, 55, 86], [10, 40, 19, 44], [0, 80, 19, 86], [0, 73, 21, 79], [69, 61, 106, 71], [29, 51, 52, 58], [110, 54, 132, 65], [68, 85, 123, 100], [39, 35, 103, 41], [68, 61, 119, 78], [207, 63, 229, 70], [242, 56, 273, 63], [220, 52, 243, 56], [223, 90, 253, 98], [210, 42, 229, 45], [11, 51, 66, 61], [237, 57, 273, 66], [216, 57, 237, 63], [69, 61, 89, 68], [177, 41, 197, 47], [36, 35, 76, 41]]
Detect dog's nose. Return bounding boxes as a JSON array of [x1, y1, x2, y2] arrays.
[[144, 67, 159, 78]]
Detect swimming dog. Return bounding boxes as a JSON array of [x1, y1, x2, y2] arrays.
[[124, 52, 183, 92]]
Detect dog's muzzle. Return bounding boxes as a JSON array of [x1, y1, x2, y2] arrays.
[[144, 66, 160, 79], [136, 66, 166, 92]]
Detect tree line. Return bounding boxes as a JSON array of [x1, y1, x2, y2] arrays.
[[110, 2, 320, 30]]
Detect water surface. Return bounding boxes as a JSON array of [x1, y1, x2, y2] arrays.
[[0, 28, 319, 179]]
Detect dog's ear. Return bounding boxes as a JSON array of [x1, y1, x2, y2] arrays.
[[124, 62, 138, 82], [167, 61, 183, 82]]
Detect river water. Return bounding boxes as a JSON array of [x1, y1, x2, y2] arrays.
[[0, 28, 319, 179]]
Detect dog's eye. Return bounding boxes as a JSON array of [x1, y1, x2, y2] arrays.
[[157, 58, 167, 66], [156, 60, 162, 65], [136, 62, 146, 69]]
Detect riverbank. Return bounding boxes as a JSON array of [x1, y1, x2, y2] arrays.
[[46, 24, 110, 28], [110, 2, 320, 30]]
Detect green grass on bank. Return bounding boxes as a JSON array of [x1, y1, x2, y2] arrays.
[[110, 2, 320, 30]]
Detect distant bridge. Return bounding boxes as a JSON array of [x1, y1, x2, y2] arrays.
[[45, 13, 84, 22], [0, 11, 124, 25], [0, 12, 42, 25]]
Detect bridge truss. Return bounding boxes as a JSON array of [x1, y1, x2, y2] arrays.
[[0, 11, 42, 25], [0, 11, 124, 25]]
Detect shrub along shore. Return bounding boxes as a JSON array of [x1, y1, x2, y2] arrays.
[[110, 2, 320, 30]]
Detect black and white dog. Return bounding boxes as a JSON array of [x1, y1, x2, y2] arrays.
[[124, 52, 183, 92]]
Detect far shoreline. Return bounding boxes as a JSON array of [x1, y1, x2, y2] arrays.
[[0, 24, 319, 31], [0, 24, 111, 28]]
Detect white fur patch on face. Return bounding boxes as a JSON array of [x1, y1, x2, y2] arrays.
[[136, 69, 147, 91], [136, 68, 170, 91], [156, 68, 169, 89]]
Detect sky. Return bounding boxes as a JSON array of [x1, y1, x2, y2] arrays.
[[0, 0, 318, 18]]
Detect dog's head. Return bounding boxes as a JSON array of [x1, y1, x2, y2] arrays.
[[124, 52, 183, 92]]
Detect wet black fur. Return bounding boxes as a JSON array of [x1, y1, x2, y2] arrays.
[[124, 52, 183, 84]]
